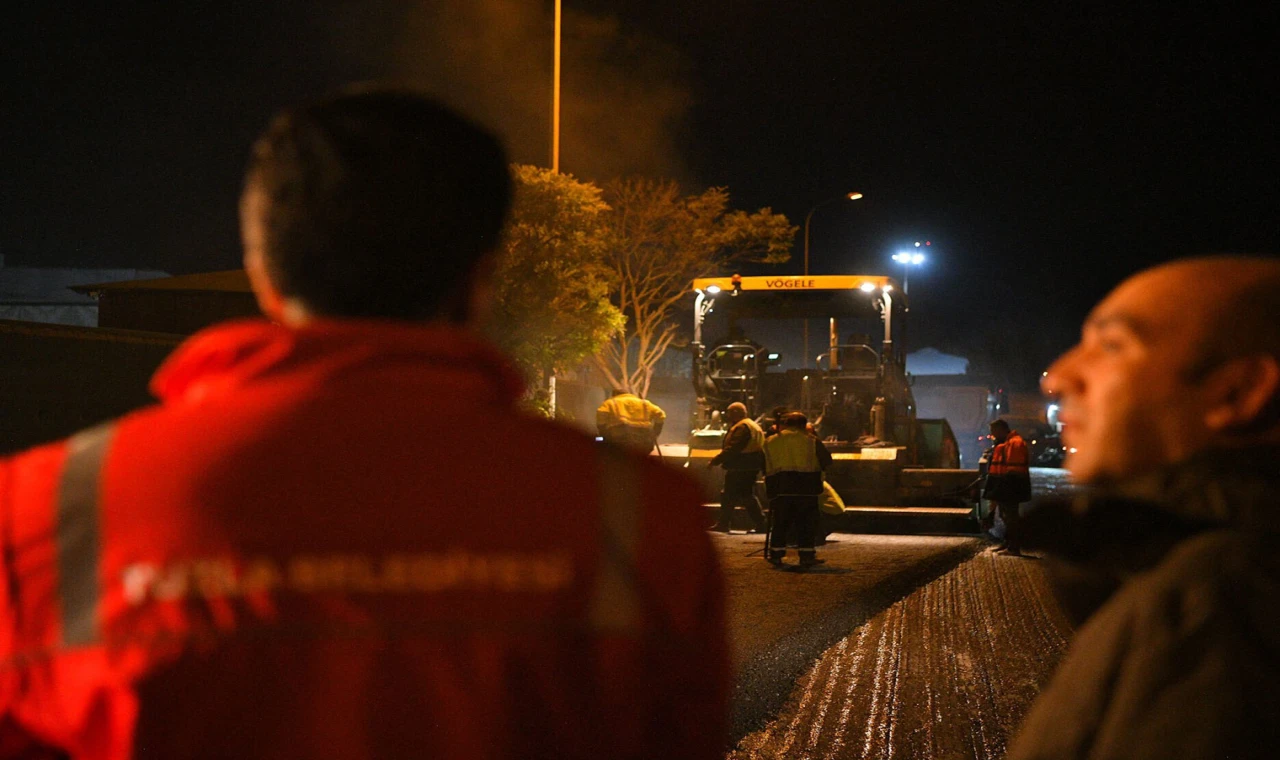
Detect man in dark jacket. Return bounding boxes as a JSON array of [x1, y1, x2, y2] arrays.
[[708, 402, 766, 532], [982, 419, 1032, 556], [1009, 255, 1280, 760]]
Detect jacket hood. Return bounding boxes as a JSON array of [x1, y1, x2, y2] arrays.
[[150, 318, 526, 405]]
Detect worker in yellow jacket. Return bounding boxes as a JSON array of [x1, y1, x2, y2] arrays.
[[597, 389, 666, 452], [763, 412, 833, 568]]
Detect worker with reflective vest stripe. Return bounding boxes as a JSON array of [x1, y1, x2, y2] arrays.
[[762, 413, 833, 568], [983, 418, 1033, 555], [0, 89, 727, 760], [708, 402, 766, 532], [596, 391, 666, 452]]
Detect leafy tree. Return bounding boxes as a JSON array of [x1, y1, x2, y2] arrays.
[[593, 178, 796, 396], [485, 165, 624, 392]]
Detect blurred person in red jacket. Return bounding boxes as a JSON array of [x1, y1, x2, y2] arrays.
[[0, 87, 727, 760]]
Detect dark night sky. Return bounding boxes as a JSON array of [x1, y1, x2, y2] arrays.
[[4, 2, 1278, 388]]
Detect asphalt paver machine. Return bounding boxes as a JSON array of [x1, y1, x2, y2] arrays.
[[686, 274, 980, 530]]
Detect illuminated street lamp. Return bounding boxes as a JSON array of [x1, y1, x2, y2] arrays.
[[892, 241, 928, 294], [802, 191, 863, 366], [803, 191, 863, 276]]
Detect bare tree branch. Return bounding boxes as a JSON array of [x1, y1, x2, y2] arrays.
[[595, 178, 796, 396]]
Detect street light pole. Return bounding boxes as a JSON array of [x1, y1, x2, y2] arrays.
[[547, 0, 563, 417], [802, 191, 863, 276], [801, 191, 863, 367], [551, 0, 561, 173], [892, 242, 927, 296]]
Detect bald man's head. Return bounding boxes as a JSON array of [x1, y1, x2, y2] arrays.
[[1178, 257, 1280, 382], [1043, 255, 1280, 484]]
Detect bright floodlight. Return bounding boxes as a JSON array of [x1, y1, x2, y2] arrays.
[[859, 282, 876, 292], [892, 252, 910, 263], [911, 253, 925, 265], [706, 284, 722, 294], [846, 191, 864, 200]]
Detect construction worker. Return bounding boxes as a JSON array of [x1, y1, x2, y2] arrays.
[[596, 388, 666, 452], [763, 405, 790, 437], [708, 402, 766, 532], [982, 418, 1032, 555], [762, 412, 833, 568], [0, 88, 727, 759]]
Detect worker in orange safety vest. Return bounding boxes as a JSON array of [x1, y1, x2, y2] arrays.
[[982, 418, 1033, 555], [0, 87, 727, 760]]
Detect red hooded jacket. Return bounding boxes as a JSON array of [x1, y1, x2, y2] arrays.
[[0, 320, 727, 760]]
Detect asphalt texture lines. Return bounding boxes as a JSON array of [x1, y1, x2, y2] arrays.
[[725, 546, 1073, 759]]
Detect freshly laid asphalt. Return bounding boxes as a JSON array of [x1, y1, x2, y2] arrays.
[[713, 531, 985, 747], [713, 467, 1078, 758]]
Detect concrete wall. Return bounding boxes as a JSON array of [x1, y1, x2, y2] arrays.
[[98, 289, 261, 334], [0, 321, 180, 455]]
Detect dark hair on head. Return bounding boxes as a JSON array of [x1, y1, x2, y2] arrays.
[[781, 412, 808, 429], [243, 85, 512, 320], [989, 419, 1010, 433]]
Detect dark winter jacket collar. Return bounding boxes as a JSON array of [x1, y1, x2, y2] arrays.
[[150, 318, 526, 407], [1108, 445, 1280, 529], [1023, 445, 1280, 625]]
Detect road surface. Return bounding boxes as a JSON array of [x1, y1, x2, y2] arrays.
[[715, 467, 1077, 758]]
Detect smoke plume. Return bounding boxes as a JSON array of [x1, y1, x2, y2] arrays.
[[381, 0, 692, 182]]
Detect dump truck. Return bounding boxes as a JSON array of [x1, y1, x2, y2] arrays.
[[673, 274, 981, 533]]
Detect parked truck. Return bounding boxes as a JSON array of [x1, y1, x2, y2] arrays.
[[911, 379, 1003, 468]]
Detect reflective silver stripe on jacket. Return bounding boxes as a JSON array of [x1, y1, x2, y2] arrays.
[[53, 424, 641, 641], [56, 423, 115, 647], [588, 447, 641, 632]]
